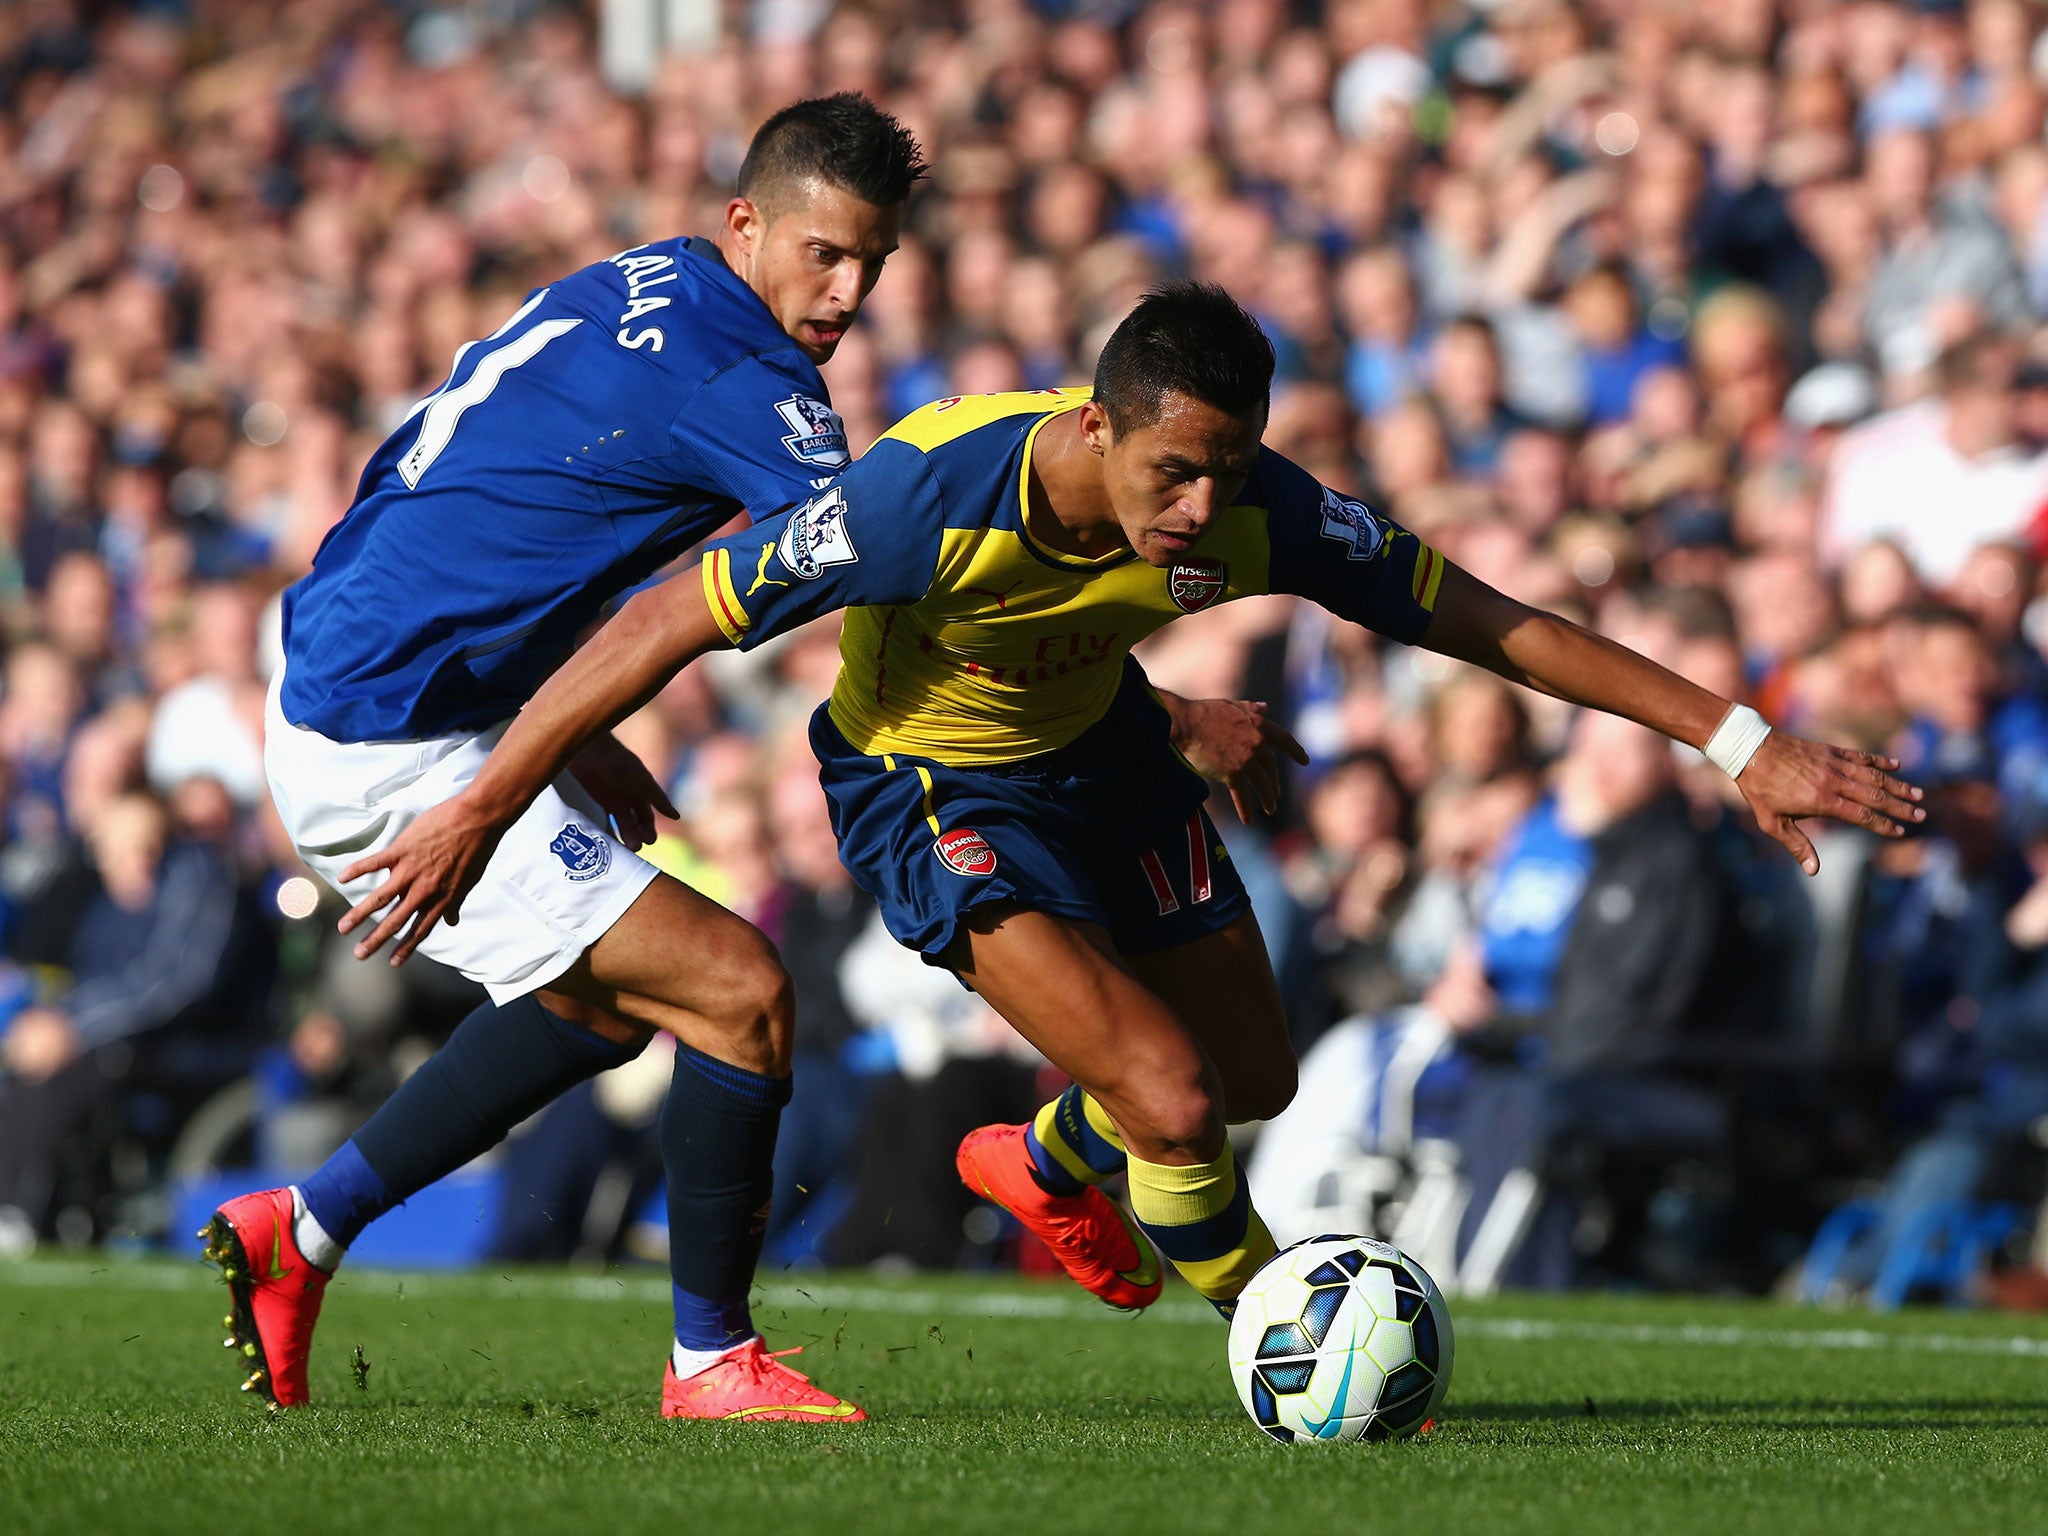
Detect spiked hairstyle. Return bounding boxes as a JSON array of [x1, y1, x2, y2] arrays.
[[736, 92, 927, 213], [1092, 281, 1277, 434]]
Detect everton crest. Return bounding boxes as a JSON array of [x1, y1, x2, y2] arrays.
[[1167, 557, 1227, 614], [550, 823, 612, 882]]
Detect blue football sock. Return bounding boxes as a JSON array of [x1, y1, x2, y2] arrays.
[[300, 996, 645, 1250], [662, 1042, 792, 1352], [296, 1140, 391, 1251]]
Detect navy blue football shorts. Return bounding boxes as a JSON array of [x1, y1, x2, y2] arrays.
[[812, 666, 1252, 965]]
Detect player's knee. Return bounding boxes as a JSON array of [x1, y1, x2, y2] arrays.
[[1122, 1078, 1226, 1160], [698, 935, 794, 1075]]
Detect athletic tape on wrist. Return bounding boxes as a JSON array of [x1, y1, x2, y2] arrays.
[[1704, 703, 1772, 780]]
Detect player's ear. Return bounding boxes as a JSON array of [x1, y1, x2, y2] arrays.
[[1078, 400, 1114, 458], [725, 196, 765, 260]]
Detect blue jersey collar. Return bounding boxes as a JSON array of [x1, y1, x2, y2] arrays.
[[679, 235, 792, 344]]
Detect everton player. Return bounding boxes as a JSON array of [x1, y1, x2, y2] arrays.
[[200, 95, 929, 1422], [331, 283, 1924, 1325]]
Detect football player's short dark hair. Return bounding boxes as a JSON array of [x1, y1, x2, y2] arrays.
[[737, 92, 927, 213], [1092, 281, 1275, 435]]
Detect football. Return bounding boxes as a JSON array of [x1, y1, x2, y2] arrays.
[[1226, 1235, 1454, 1443]]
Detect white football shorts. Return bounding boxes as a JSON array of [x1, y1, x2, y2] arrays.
[[264, 667, 659, 1003]]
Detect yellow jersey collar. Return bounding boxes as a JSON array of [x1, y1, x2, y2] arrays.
[[1014, 400, 1139, 574]]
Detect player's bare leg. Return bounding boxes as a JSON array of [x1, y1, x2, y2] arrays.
[[952, 906, 1278, 1316], [951, 906, 1192, 1310], [956, 909, 1223, 1161], [545, 871, 793, 1073], [530, 989, 652, 1046], [1125, 913, 1298, 1128]]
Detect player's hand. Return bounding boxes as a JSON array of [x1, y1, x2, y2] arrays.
[[1170, 696, 1311, 822], [1734, 733, 1924, 876], [567, 731, 678, 850], [336, 794, 508, 965]]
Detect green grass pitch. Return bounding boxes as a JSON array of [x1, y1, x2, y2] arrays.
[[5, 1258, 2048, 1536]]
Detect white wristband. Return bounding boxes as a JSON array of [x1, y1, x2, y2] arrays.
[[1704, 703, 1772, 780]]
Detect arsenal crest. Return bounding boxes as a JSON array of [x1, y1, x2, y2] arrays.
[[1168, 558, 1227, 614], [934, 828, 999, 877]]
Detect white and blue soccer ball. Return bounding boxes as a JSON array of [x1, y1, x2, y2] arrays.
[[1226, 1234, 1453, 1443]]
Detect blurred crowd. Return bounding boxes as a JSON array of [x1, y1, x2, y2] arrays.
[[5, 0, 2048, 1298]]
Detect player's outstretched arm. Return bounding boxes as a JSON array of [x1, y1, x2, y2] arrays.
[[336, 575, 732, 963], [1421, 562, 1924, 875]]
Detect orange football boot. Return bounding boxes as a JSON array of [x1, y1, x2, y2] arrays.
[[198, 1188, 330, 1408], [956, 1122, 1162, 1311], [661, 1339, 867, 1422]]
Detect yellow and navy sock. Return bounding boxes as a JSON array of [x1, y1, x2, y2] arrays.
[[1023, 1085, 1128, 1196], [1124, 1141, 1277, 1319]]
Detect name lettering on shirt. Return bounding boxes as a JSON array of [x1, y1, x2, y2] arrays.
[[286, 234, 843, 744], [611, 249, 676, 351]]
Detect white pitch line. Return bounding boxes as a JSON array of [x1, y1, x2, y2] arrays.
[[8, 1260, 2048, 1359], [1462, 1315, 2048, 1359]]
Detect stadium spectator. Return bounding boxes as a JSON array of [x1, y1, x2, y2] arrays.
[[1450, 711, 1731, 1284], [1822, 331, 2048, 581], [1337, 245, 1430, 422], [1826, 781, 2048, 1298], [1861, 126, 2030, 362], [143, 580, 266, 808], [0, 790, 266, 1251], [1284, 747, 1420, 1040]]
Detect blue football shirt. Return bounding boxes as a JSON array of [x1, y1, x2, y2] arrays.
[[1478, 794, 1596, 1016], [280, 236, 848, 742]]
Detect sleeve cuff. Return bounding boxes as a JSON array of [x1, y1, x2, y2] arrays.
[[1409, 539, 1445, 612], [701, 546, 751, 646]]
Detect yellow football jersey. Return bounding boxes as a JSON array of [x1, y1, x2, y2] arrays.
[[700, 391, 1443, 765]]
